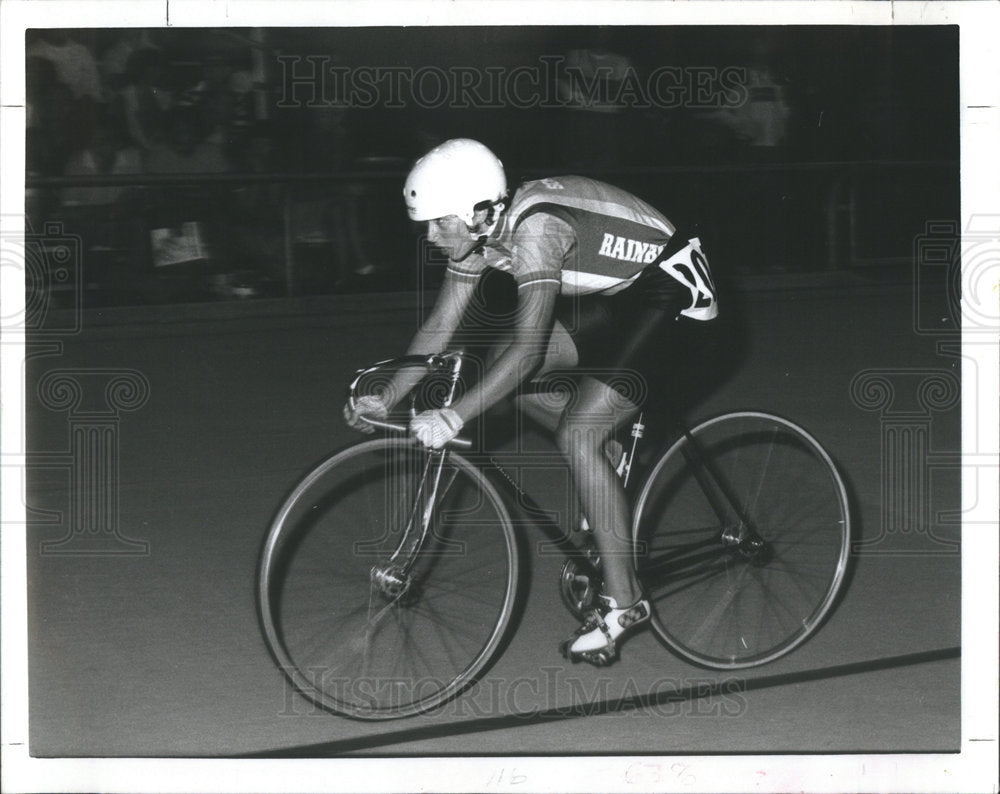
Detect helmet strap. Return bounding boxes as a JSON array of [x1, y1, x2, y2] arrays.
[[450, 201, 505, 262], [472, 200, 506, 238], [451, 234, 489, 263]]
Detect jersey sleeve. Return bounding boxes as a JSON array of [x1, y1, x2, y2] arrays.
[[510, 212, 573, 293], [445, 256, 489, 283]]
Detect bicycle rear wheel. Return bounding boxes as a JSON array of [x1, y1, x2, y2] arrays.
[[633, 412, 850, 669], [258, 437, 518, 719]]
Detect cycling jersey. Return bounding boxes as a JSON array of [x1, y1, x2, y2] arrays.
[[446, 175, 718, 321]]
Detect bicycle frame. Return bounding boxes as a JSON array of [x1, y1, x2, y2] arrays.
[[258, 353, 851, 718], [349, 351, 768, 601], [630, 420, 772, 593]]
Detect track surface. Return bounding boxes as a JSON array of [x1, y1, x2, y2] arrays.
[[24, 277, 963, 758]]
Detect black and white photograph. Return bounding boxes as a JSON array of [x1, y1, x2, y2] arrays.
[[1, 2, 997, 792]]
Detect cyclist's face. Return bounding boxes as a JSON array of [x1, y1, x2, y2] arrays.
[[426, 215, 479, 261]]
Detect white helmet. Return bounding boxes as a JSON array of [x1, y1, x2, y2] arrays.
[[403, 139, 507, 226]]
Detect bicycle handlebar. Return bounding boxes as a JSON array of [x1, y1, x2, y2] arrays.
[[348, 352, 472, 449]]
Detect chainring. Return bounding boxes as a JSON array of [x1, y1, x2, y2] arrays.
[[559, 556, 603, 620]]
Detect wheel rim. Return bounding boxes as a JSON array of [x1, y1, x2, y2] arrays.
[[258, 438, 517, 719], [633, 412, 850, 669]]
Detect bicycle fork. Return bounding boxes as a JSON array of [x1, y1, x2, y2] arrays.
[[677, 426, 769, 561], [369, 449, 456, 600], [370, 353, 465, 601]]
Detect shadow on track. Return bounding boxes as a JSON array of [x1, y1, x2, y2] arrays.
[[245, 646, 960, 757]]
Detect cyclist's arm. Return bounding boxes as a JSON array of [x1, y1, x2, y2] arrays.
[[448, 213, 567, 424], [380, 269, 478, 409], [449, 282, 558, 423]]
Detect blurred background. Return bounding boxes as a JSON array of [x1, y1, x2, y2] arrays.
[[23, 25, 959, 309], [19, 25, 969, 762]]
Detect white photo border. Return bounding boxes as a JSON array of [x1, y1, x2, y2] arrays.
[[2, 1, 997, 792]]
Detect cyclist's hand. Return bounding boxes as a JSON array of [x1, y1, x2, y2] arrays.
[[344, 394, 389, 433], [410, 408, 464, 449]]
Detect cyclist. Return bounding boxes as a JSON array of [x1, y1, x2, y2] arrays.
[[344, 138, 720, 666]]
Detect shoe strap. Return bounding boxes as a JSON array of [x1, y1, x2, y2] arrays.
[[595, 613, 615, 652], [580, 609, 615, 650]]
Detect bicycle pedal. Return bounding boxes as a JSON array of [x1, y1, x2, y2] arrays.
[[580, 648, 617, 666]]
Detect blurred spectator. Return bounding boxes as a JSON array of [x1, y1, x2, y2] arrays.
[[119, 46, 172, 153], [59, 113, 145, 296], [200, 55, 255, 161], [556, 42, 636, 169], [167, 52, 259, 170], [698, 35, 792, 161], [144, 107, 231, 173], [25, 32, 104, 172], [61, 113, 142, 210], [25, 55, 77, 176], [144, 107, 232, 286], [100, 30, 161, 93], [225, 123, 285, 293], [26, 30, 103, 103], [226, 67, 259, 147]]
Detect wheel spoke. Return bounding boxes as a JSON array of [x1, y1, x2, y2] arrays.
[[684, 562, 753, 649]]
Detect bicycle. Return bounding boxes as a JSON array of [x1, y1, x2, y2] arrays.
[[257, 351, 851, 720]]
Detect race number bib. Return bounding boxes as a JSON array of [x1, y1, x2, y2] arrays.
[[658, 237, 718, 321]]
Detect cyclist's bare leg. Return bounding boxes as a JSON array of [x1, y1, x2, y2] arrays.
[[553, 376, 642, 606], [490, 321, 578, 432], [490, 323, 642, 604], [502, 324, 639, 601]]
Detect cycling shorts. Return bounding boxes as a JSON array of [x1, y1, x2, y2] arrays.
[[552, 261, 722, 413]]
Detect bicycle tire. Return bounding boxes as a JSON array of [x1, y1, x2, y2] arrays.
[[258, 437, 519, 720], [632, 412, 850, 669]]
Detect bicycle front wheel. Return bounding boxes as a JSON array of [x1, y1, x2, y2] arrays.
[[258, 437, 518, 720], [633, 412, 850, 669]]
